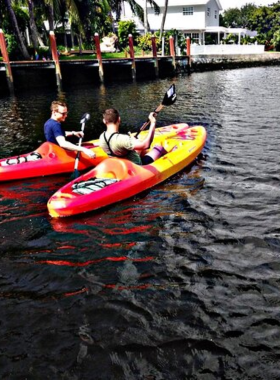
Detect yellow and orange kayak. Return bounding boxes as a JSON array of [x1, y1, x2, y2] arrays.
[[48, 124, 207, 217]]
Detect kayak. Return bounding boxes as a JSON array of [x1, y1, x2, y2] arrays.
[[0, 124, 188, 182], [0, 141, 106, 182], [47, 124, 207, 218]]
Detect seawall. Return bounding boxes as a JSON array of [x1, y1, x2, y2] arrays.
[[1, 53, 280, 93]]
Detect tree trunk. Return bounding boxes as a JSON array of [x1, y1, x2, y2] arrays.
[[160, 0, 168, 40], [28, 0, 39, 50], [63, 21, 68, 52], [4, 0, 30, 59], [144, 0, 148, 34], [47, 4, 54, 32], [78, 33, 82, 54]]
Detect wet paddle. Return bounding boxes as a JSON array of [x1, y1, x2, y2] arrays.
[[71, 113, 91, 179], [135, 83, 177, 138]]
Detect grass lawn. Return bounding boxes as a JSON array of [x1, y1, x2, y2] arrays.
[[58, 50, 153, 60]]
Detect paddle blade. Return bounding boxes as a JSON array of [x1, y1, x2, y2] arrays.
[[162, 84, 176, 106], [80, 113, 91, 124]]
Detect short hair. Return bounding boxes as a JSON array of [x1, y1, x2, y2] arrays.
[[51, 100, 67, 112], [103, 108, 120, 124]]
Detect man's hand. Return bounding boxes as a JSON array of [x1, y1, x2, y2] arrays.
[[74, 131, 84, 138], [148, 112, 157, 125], [82, 147, 96, 159]]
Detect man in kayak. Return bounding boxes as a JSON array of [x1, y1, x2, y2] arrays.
[[100, 108, 166, 165], [44, 101, 95, 159]]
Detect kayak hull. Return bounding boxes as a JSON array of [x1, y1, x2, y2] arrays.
[[48, 125, 207, 217], [0, 142, 106, 182], [0, 124, 189, 182]]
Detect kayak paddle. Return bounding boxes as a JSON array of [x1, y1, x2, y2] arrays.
[[71, 113, 91, 179], [135, 83, 177, 138]]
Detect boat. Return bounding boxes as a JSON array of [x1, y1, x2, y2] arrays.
[[0, 125, 178, 182], [47, 124, 207, 218], [0, 140, 107, 182]]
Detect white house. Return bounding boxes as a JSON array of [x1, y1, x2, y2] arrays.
[[120, 0, 258, 46], [121, 0, 223, 45]]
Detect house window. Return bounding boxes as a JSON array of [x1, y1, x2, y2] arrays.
[[183, 7, 193, 15], [215, 10, 218, 19], [192, 33, 199, 44], [184, 32, 200, 44], [207, 7, 211, 17]]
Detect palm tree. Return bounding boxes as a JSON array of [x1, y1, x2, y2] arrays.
[[27, 0, 39, 50], [160, 0, 168, 40], [144, 0, 148, 34], [4, 0, 30, 59]]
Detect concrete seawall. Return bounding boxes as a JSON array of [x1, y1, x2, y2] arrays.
[[1, 53, 280, 93], [188, 53, 280, 72]]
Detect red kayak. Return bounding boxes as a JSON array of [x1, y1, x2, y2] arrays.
[[0, 140, 106, 182], [0, 124, 187, 182]]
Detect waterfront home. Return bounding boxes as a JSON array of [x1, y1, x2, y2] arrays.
[[121, 0, 257, 47], [121, 0, 222, 44]]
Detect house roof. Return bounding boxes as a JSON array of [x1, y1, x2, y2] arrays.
[[147, 0, 223, 10]]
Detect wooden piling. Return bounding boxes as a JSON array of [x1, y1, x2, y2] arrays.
[[151, 36, 159, 77], [128, 34, 136, 80], [49, 31, 62, 87], [169, 36, 176, 70], [0, 29, 14, 92], [94, 33, 104, 83], [186, 37, 191, 70]]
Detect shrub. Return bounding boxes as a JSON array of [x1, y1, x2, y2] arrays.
[[117, 20, 139, 49], [272, 30, 280, 51], [137, 33, 160, 52]]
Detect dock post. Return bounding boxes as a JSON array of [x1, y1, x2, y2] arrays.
[[94, 33, 104, 83], [186, 37, 191, 72], [0, 29, 14, 93], [128, 34, 136, 80], [151, 36, 159, 77], [49, 31, 62, 87], [169, 36, 176, 70]]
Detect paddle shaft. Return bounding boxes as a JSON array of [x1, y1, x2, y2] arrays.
[[135, 104, 164, 138], [73, 121, 86, 171], [134, 84, 176, 138]]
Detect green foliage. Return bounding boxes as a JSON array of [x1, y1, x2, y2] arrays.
[[240, 35, 257, 45], [222, 7, 242, 27], [222, 4, 257, 28], [222, 2, 280, 48], [223, 33, 238, 44], [4, 33, 18, 55], [205, 34, 216, 45], [156, 29, 186, 55], [272, 29, 280, 51], [137, 33, 159, 51], [117, 20, 139, 49]]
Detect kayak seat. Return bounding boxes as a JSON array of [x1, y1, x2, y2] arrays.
[[1, 151, 42, 166], [72, 178, 118, 195], [94, 158, 136, 180]]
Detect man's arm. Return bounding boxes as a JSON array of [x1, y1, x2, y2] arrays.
[[132, 113, 156, 150], [56, 136, 95, 158], [65, 130, 84, 138]]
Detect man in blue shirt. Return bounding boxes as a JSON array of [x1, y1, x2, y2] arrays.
[[44, 100, 95, 158]]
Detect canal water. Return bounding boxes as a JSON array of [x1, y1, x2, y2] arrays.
[[0, 67, 280, 379]]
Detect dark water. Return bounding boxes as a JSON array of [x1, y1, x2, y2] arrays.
[[0, 68, 280, 379]]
